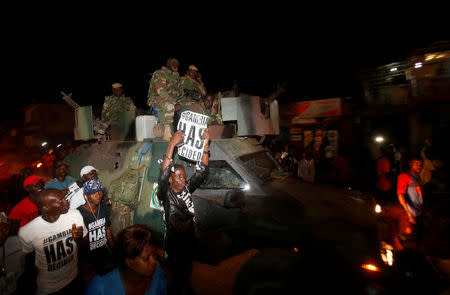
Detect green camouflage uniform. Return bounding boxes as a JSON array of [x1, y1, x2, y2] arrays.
[[147, 66, 183, 127], [180, 75, 206, 109], [101, 95, 136, 123], [200, 102, 222, 125]]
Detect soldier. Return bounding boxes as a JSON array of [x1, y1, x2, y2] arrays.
[[200, 93, 222, 125], [180, 65, 207, 109], [101, 83, 136, 124], [147, 58, 184, 141]]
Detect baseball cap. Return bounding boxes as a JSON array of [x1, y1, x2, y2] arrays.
[[80, 165, 97, 177], [188, 65, 199, 72], [23, 175, 46, 188], [83, 179, 104, 195]]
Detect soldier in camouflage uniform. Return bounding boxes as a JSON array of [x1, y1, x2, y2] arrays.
[[180, 65, 207, 110], [147, 58, 184, 141], [101, 83, 136, 123], [200, 93, 222, 125]]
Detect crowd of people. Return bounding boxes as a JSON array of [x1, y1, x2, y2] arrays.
[[0, 128, 211, 294], [1, 55, 449, 293], [264, 133, 448, 253], [0, 56, 220, 294], [373, 136, 448, 252]]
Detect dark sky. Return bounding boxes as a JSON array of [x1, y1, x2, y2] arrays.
[[3, 8, 449, 125]]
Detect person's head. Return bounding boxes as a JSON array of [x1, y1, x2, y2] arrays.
[[23, 175, 46, 195], [166, 58, 179, 73], [112, 83, 124, 97], [169, 164, 186, 193], [408, 156, 423, 174], [187, 65, 199, 79], [114, 224, 158, 278], [83, 179, 104, 206], [80, 165, 98, 182], [36, 189, 69, 219], [425, 136, 433, 146], [203, 93, 215, 110], [54, 162, 69, 179]]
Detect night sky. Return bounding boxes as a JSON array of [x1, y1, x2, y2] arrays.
[[3, 8, 449, 125]]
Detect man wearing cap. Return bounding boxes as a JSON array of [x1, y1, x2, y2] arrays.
[[147, 58, 184, 141], [45, 161, 76, 191], [101, 82, 136, 124], [181, 65, 207, 108], [80, 165, 98, 183], [0, 175, 45, 246], [80, 165, 112, 206], [77, 179, 114, 276]]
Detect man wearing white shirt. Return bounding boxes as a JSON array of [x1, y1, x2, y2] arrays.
[[18, 189, 88, 294]]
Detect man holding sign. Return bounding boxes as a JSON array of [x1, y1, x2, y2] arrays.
[[157, 128, 210, 294]]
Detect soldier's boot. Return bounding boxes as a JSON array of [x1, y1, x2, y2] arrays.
[[163, 125, 172, 141]]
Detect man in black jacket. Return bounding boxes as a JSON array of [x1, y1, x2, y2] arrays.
[[157, 129, 210, 294]]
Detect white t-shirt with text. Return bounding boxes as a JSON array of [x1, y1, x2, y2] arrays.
[[18, 209, 87, 295]]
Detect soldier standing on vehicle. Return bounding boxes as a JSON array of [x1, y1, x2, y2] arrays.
[[200, 93, 222, 125], [181, 65, 207, 108], [101, 83, 136, 124], [147, 58, 184, 141]]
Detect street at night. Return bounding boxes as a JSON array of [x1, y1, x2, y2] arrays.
[[1, 9, 450, 295]]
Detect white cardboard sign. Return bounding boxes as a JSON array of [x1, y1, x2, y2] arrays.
[[65, 181, 86, 209], [176, 111, 208, 161]]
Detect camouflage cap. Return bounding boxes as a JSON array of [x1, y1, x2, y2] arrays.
[[112, 83, 123, 89], [188, 65, 198, 72], [166, 58, 179, 68]]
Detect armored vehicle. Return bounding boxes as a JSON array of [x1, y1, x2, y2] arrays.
[[58, 95, 443, 294]]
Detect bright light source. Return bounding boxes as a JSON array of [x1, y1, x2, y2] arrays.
[[36, 162, 43, 168], [375, 204, 382, 214], [380, 242, 395, 266], [375, 136, 384, 143], [390, 67, 397, 72], [243, 184, 250, 191], [384, 249, 394, 266], [57, 144, 62, 148], [293, 247, 299, 253], [361, 264, 380, 272], [41, 142, 48, 147], [415, 62, 422, 68]]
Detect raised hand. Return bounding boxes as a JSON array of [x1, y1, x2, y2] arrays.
[[71, 224, 83, 240]]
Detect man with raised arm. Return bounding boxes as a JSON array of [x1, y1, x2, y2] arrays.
[[157, 128, 210, 294]]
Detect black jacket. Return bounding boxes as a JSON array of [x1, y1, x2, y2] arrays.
[[157, 162, 208, 233]]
